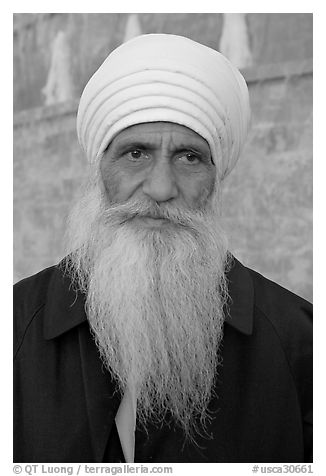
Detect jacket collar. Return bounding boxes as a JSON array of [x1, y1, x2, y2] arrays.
[[43, 256, 254, 340], [224, 256, 254, 335]]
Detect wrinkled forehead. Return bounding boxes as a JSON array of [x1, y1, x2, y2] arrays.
[[107, 121, 212, 155]]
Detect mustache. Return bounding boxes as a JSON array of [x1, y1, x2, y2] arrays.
[[102, 198, 209, 228]]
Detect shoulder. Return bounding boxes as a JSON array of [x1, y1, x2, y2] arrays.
[[242, 264, 312, 374], [14, 265, 61, 355], [242, 263, 313, 454], [246, 265, 312, 336], [229, 256, 312, 371], [243, 263, 312, 435], [14, 265, 58, 314]]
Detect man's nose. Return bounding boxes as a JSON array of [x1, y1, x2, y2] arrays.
[[142, 160, 178, 202]]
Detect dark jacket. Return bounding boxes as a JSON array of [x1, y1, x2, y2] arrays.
[[13, 257, 312, 463]]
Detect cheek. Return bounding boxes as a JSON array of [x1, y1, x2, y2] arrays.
[[100, 163, 116, 199], [100, 162, 141, 204], [99, 159, 125, 203], [182, 171, 216, 207]]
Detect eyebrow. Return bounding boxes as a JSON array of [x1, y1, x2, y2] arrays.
[[110, 137, 211, 157], [112, 140, 157, 153]]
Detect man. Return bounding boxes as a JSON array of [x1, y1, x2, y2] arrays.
[[14, 34, 312, 463]]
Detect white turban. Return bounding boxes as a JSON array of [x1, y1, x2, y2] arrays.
[[77, 34, 250, 179]]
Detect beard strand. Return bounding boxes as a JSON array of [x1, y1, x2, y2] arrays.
[[64, 176, 230, 440]]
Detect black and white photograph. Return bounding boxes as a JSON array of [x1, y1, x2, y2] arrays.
[[13, 12, 313, 468]]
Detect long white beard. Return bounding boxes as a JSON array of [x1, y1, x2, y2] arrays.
[[64, 174, 230, 439]]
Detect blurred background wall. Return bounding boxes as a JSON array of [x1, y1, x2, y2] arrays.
[[13, 13, 313, 302]]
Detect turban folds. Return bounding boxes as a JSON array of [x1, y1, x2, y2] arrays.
[[77, 34, 250, 179]]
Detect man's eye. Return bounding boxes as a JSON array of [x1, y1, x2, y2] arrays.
[[127, 150, 148, 161], [178, 153, 200, 165]]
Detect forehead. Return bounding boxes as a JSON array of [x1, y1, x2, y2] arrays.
[[109, 122, 211, 152]]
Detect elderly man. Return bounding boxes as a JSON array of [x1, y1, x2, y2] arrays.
[[14, 34, 312, 463]]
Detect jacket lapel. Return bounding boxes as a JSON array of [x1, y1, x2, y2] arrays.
[[78, 324, 122, 462]]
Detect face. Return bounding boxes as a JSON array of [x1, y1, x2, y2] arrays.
[[100, 122, 216, 219]]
